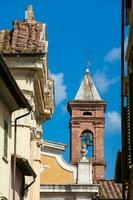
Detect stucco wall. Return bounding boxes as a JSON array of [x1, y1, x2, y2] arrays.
[[11, 122, 31, 161], [0, 98, 11, 199], [8, 57, 44, 200], [41, 155, 74, 184], [30, 140, 41, 200]]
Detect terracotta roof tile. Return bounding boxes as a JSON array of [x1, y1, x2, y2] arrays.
[[0, 20, 46, 53], [94, 180, 122, 199]]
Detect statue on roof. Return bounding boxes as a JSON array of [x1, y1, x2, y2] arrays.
[[25, 5, 34, 21]]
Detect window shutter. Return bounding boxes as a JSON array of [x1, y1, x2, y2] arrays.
[[127, 92, 131, 167], [123, 107, 130, 180]]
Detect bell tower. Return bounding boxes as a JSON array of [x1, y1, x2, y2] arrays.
[[68, 69, 106, 180]]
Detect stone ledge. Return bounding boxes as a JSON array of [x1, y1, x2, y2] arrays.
[[40, 184, 99, 193]]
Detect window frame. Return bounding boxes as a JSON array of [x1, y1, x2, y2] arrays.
[[3, 119, 8, 159]]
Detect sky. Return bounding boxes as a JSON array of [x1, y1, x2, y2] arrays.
[[0, 0, 127, 179]]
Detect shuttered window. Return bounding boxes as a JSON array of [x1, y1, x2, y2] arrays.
[[123, 107, 130, 180], [127, 92, 131, 168]]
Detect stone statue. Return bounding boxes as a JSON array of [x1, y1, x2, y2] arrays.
[[25, 5, 34, 21], [81, 143, 88, 160]]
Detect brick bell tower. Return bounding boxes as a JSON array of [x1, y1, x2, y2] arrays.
[[68, 68, 106, 180]]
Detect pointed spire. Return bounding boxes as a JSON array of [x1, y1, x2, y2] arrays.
[[75, 68, 101, 101]]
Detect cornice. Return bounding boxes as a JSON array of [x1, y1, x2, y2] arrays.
[[42, 140, 66, 151], [12, 124, 31, 128], [71, 117, 105, 121], [68, 100, 106, 105], [92, 160, 106, 167], [87, 158, 106, 166], [72, 106, 105, 111], [68, 100, 106, 112], [70, 122, 105, 127]]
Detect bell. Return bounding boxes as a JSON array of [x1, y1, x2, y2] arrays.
[[85, 134, 93, 147]]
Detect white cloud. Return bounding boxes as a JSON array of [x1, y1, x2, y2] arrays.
[[49, 71, 67, 105], [105, 111, 121, 134], [61, 104, 67, 114], [93, 70, 119, 93], [104, 36, 128, 63], [104, 47, 121, 62]]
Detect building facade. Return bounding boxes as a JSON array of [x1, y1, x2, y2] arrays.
[[40, 140, 99, 200], [117, 0, 133, 199], [126, 1, 133, 199], [0, 5, 54, 200], [0, 55, 31, 200]]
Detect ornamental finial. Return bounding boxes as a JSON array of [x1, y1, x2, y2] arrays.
[[86, 61, 91, 73], [86, 68, 89, 73]]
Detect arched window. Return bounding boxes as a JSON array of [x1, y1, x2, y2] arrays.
[[83, 111, 92, 116], [81, 130, 93, 158]]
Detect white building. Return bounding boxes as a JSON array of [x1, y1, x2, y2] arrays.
[[40, 140, 99, 200], [0, 5, 54, 200], [0, 55, 31, 200]]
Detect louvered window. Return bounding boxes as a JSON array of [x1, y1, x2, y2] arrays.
[[127, 92, 131, 167], [123, 107, 130, 180]]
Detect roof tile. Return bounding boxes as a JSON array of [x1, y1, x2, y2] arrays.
[[94, 180, 122, 199]]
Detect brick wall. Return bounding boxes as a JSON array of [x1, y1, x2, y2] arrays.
[[68, 100, 106, 180]]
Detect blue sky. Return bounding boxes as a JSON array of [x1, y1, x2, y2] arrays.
[[0, 0, 126, 179]]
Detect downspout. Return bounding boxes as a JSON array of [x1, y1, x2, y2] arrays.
[[13, 109, 31, 200], [121, 0, 126, 199]]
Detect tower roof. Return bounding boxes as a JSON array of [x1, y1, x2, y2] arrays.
[[75, 68, 101, 101]]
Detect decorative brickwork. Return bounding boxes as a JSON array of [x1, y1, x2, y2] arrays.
[[67, 70, 106, 180], [68, 100, 106, 180]]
